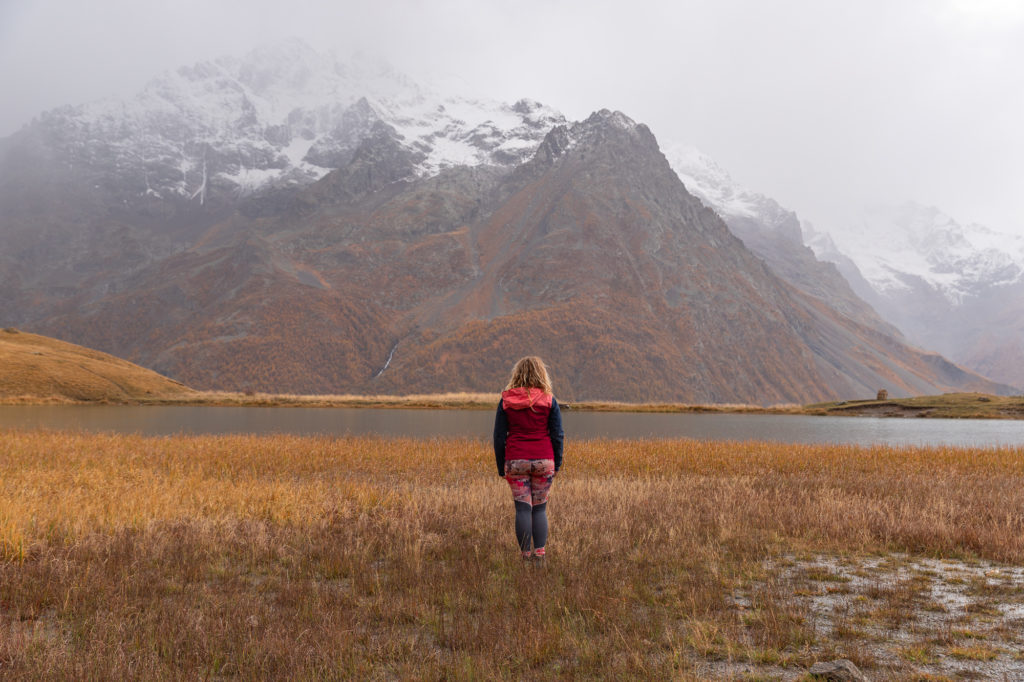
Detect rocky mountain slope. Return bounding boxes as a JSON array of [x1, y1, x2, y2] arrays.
[[0, 40, 561, 307], [667, 146, 902, 337], [0, 44, 1011, 402], [667, 144, 1024, 392], [803, 204, 1024, 389]]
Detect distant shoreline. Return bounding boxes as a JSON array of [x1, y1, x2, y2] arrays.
[[2, 391, 1023, 419]]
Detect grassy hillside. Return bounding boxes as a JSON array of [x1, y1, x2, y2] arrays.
[[0, 328, 194, 403]]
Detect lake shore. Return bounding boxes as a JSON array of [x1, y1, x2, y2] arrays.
[[2, 430, 1023, 678], [3, 389, 1024, 419]]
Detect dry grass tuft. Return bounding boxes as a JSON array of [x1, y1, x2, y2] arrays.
[[1, 430, 1023, 677]]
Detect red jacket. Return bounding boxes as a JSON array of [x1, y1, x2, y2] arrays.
[[493, 387, 564, 475]]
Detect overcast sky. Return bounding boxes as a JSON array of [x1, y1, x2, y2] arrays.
[[1, 0, 1021, 236]]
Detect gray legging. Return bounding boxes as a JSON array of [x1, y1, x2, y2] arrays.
[[514, 501, 548, 552]]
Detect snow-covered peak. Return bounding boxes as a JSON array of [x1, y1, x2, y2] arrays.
[[213, 43, 421, 124], [801, 221, 844, 261], [35, 40, 566, 200], [558, 109, 642, 147], [662, 143, 1024, 308], [584, 109, 637, 131], [664, 144, 799, 239], [810, 202, 1024, 303], [667, 145, 747, 211]]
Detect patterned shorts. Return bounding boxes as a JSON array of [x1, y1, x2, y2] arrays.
[[504, 458, 556, 506]]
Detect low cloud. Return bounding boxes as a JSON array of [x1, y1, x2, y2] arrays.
[[1, 0, 1020, 235]]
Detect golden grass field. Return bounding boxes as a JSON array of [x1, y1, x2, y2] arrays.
[[2, 430, 1024, 679]]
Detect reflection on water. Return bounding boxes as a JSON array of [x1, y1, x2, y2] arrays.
[[1, 405, 1024, 447]]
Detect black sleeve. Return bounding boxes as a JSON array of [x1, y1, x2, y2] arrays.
[[548, 397, 564, 471], [493, 401, 508, 477]]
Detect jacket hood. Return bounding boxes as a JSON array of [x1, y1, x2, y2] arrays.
[[501, 387, 553, 411]]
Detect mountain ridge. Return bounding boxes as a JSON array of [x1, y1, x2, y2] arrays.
[[0, 43, 1013, 402], [667, 143, 1024, 391], [805, 203, 1024, 389]]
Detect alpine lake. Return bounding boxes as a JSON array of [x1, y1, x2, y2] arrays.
[[2, 404, 1024, 447]]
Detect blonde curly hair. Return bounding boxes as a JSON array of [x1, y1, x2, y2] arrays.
[[504, 356, 553, 394]]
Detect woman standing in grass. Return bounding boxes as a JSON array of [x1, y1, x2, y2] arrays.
[[493, 356, 564, 561]]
